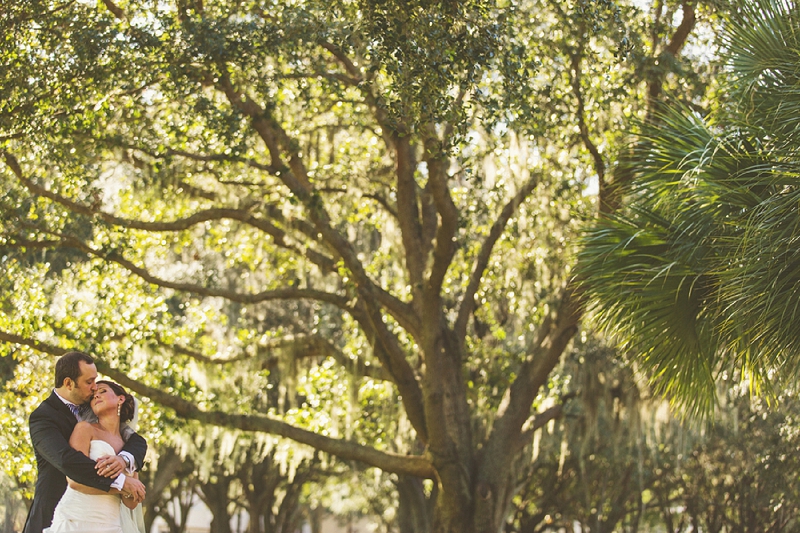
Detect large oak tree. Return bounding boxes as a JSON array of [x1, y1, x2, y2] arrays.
[[1, 0, 700, 530]]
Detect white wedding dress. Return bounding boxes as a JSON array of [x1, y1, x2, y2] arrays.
[[44, 440, 145, 533]]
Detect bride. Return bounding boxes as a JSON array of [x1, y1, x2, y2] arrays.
[[44, 380, 145, 533]]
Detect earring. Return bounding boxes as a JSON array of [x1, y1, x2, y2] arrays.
[[117, 402, 122, 417]]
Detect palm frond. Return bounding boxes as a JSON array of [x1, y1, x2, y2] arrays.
[[578, 0, 800, 416], [724, 0, 800, 148], [578, 209, 720, 416]]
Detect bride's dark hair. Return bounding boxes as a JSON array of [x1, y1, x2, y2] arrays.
[[96, 380, 136, 423]]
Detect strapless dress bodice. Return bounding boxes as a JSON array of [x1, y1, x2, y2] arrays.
[[43, 440, 123, 533], [89, 439, 116, 461]]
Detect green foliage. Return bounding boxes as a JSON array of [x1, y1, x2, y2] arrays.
[[578, 0, 800, 416], [0, 349, 53, 500], [0, 0, 716, 529], [508, 340, 800, 532], [643, 389, 800, 532]]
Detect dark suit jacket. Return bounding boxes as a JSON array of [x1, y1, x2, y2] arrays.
[[22, 392, 148, 533]]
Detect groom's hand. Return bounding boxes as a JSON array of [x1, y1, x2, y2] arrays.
[[121, 476, 146, 504], [96, 455, 127, 478]]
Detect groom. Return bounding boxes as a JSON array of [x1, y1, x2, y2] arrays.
[[23, 351, 148, 533]]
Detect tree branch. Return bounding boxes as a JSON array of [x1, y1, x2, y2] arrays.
[[352, 299, 429, 444], [499, 288, 581, 437], [214, 72, 416, 331], [664, 2, 697, 57], [647, 1, 697, 111], [422, 128, 459, 299], [111, 371, 434, 478], [318, 41, 429, 297], [10, 229, 350, 310], [3, 150, 338, 272], [217, 71, 313, 194], [159, 335, 392, 381], [392, 134, 427, 294], [215, 67, 429, 439], [282, 71, 363, 87], [318, 41, 364, 83], [101, 0, 126, 20], [125, 143, 283, 175], [317, 188, 399, 220], [511, 392, 577, 455], [604, 1, 696, 213], [0, 330, 434, 478], [454, 173, 541, 342], [474, 0, 694, 494], [570, 51, 606, 183], [214, 74, 420, 335], [478, 286, 582, 477]]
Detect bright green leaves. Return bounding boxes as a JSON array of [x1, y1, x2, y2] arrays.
[[578, 0, 800, 416], [723, 0, 800, 148], [0, 2, 724, 528], [359, 0, 503, 130]]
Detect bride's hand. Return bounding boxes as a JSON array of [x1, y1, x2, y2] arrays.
[[121, 476, 146, 505], [121, 490, 140, 510], [96, 455, 126, 478]]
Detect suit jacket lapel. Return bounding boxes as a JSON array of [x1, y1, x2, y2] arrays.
[[45, 392, 79, 425]]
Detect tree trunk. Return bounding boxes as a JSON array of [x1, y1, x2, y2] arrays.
[[143, 500, 158, 533], [309, 506, 323, 533], [396, 475, 432, 533], [422, 327, 476, 533], [3, 493, 14, 533], [198, 477, 234, 533], [247, 496, 268, 533], [208, 499, 233, 533], [141, 447, 189, 533]]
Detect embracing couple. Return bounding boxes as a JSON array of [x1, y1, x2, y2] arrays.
[[23, 351, 149, 533]]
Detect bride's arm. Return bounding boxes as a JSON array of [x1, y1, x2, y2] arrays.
[[65, 422, 107, 495], [68, 421, 93, 455]]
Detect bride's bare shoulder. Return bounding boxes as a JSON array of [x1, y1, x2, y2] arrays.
[[72, 421, 99, 437], [69, 420, 100, 454]]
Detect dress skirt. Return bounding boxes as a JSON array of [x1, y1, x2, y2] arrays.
[[43, 486, 123, 533]]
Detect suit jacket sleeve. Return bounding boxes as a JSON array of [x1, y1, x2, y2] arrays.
[[121, 432, 147, 471], [29, 407, 114, 492]]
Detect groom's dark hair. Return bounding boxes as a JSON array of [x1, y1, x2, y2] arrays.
[[55, 351, 95, 388]]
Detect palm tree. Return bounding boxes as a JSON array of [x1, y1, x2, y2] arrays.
[[578, 0, 800, 415]]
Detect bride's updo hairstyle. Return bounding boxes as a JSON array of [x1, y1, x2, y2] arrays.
[[96, 380, 136, 423]]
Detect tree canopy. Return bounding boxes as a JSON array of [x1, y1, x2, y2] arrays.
[[1, 0, 703, 531]]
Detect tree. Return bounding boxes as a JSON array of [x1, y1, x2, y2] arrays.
[[0, 349, 47, 530], [641, 388, 800, 533], [139, 446, 197, 533], [0, 0, 701, 531], [504, 339, 679, 533], [578, 0, 800, 414]]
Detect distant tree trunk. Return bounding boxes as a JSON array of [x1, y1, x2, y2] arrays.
[[273, 465, 315, 533], [3, 493, 14, 533], [246, 495, 268, 533], [141, 447, 189, 533], [242, 465, 274, 533], [197, 476, 234, 533], [396, 475, 432, 533], [309, 506, 323, 533]]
